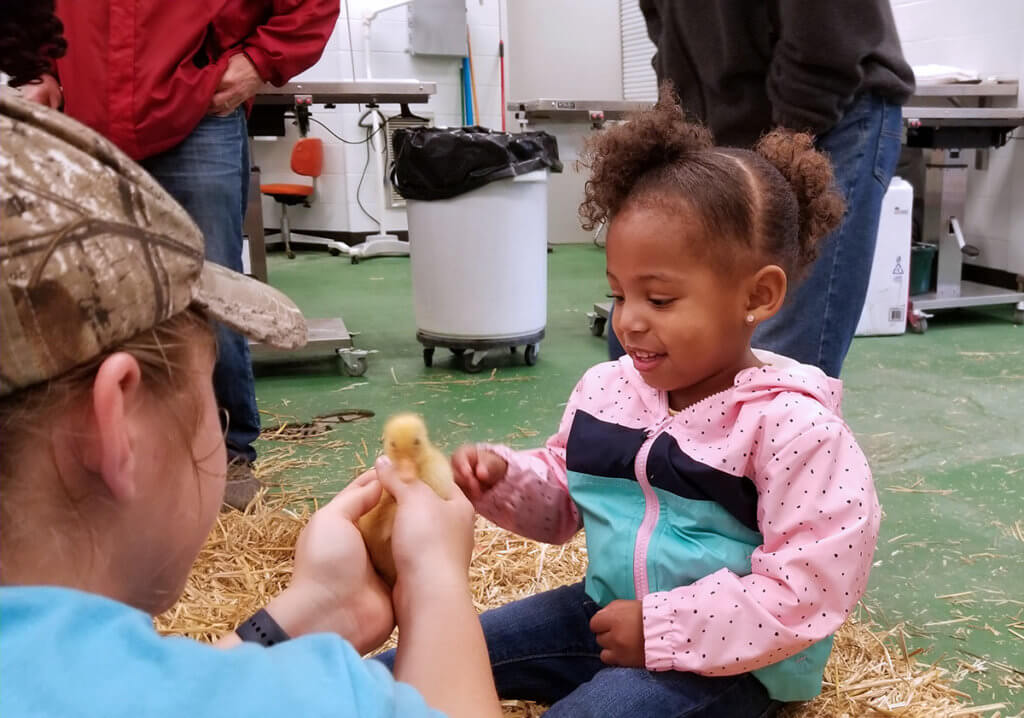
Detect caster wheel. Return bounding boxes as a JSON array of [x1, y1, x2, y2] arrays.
[[351, 256, 359, 265], [328, 247, 341, 257], [909, 317, 928, 334], [423, 347, 435, 367], [1014, 308, 1024, 326], [524, 344, 539, 366], [286, 250, 296, 260], [509, 346, 517, 354], [589, 317, 607, 337], [340, 356, 367, 377], [462, 351, 485, 374], [338, 349, 369, 377], [451, 348, 466, 357]]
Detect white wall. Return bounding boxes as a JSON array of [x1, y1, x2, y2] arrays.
[[891, 0, 1024, 274], [505, 0, 622, 101], [255, 0, 505, 235]]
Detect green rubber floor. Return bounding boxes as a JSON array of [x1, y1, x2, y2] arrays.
[[256, 245, 1022, 710]]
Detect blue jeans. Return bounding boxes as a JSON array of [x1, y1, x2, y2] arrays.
[[609, 94, 904, 378], [141, 108, 260, 462], [376, 582, 780, 717]]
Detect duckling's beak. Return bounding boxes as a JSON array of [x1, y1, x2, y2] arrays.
[[394, 457, 418, 482]]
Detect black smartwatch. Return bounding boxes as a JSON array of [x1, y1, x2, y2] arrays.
[[235, 608, 290, 647]]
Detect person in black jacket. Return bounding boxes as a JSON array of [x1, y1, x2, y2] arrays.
[[607, 0, 915, 378]]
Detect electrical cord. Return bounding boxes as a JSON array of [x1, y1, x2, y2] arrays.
[[309, 116, 383, 145], [356, 129, 380, 224], [303, 111, 387, 225], [355, 122, 381, 225], [353, 107, 391, 226]]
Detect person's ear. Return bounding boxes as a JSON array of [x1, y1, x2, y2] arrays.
[[85, 353, 143, 502], [743, 265, 787, 326]]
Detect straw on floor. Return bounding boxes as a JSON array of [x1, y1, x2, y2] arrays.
[[156, 489, 1008, 717]]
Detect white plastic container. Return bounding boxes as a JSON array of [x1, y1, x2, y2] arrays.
[[855, 177, 913, 337], [406, 170, 548, 343]]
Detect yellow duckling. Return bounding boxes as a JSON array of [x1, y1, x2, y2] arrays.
[[358, 412, 455, 585]]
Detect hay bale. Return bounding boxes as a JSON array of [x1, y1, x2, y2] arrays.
[[157, 491, 999, 717]]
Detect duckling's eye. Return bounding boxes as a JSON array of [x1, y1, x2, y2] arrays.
[[390, 441, 396, 448], [413, 438, 421, 445]]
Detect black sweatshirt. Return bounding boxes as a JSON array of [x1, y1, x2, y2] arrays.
[[638, 0, 916, 147]]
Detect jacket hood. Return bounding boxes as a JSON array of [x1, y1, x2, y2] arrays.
[[617, 349, 843, 417]]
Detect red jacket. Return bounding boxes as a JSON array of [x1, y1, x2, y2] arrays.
[[54, 0, 339, 160]]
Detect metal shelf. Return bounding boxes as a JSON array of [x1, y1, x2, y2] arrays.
[[255, 79, 437, 105], [912, 80, 1018, 98], [912, 281, 1024, 311], [507, 98, 651, 121], [902, 107, 1024, 127]]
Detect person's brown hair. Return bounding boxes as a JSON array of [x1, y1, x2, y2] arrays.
[[579, 86, 846, 283], [0, 309, 217, 488]]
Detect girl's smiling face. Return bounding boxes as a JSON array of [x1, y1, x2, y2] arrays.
[[606, 206, 768, 410]]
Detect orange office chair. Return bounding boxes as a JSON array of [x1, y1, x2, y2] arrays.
[[260, 137, 323, 259]]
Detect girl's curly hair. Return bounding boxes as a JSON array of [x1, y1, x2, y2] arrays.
[[579, 85, 845, 283], [0, 0, 67, 86]]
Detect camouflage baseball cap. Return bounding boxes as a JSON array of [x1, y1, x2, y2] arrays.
[[0, 93, 307, 398]]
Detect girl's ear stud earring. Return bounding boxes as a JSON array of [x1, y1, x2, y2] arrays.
[[746, 314, 756, 324]]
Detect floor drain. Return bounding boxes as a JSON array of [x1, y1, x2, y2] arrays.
[[262, 409, 375, 440]]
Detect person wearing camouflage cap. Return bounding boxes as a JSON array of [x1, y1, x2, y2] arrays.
[[0, 93, 500, 718]]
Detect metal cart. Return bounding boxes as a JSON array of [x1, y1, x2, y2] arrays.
[[249, 318, 372, 377], [419, 332, 545, 374], [587, 302, 611, 338]]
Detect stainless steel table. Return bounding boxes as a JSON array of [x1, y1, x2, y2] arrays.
[[508, 98, 651, 122], [254, 79, 436, 106], [902, 81, 1024, 330]]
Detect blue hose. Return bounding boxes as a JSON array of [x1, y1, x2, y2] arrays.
[[461, 57, 474, 125]]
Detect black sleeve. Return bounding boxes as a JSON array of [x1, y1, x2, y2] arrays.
[[639, 0, 663, 81], [766, 0, 886, 133]]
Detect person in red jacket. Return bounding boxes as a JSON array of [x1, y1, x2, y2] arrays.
[[20, 0, 340, 508]]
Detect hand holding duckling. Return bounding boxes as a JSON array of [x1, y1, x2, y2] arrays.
[[357, 413, 457, 585]]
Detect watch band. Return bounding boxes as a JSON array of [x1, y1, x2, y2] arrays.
[[235, 608, 290, 647]]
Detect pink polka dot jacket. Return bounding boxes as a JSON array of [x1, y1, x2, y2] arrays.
[[476, 351, 880, 702]]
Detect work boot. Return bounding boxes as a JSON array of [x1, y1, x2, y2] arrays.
[[223, 457, 261, 510]]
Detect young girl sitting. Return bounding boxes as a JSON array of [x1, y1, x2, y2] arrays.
[[0, 94, 500, 718], [450, 96, 881, 716]]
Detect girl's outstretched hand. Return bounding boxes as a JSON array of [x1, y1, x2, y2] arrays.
[[451, 444, 509, 501]]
